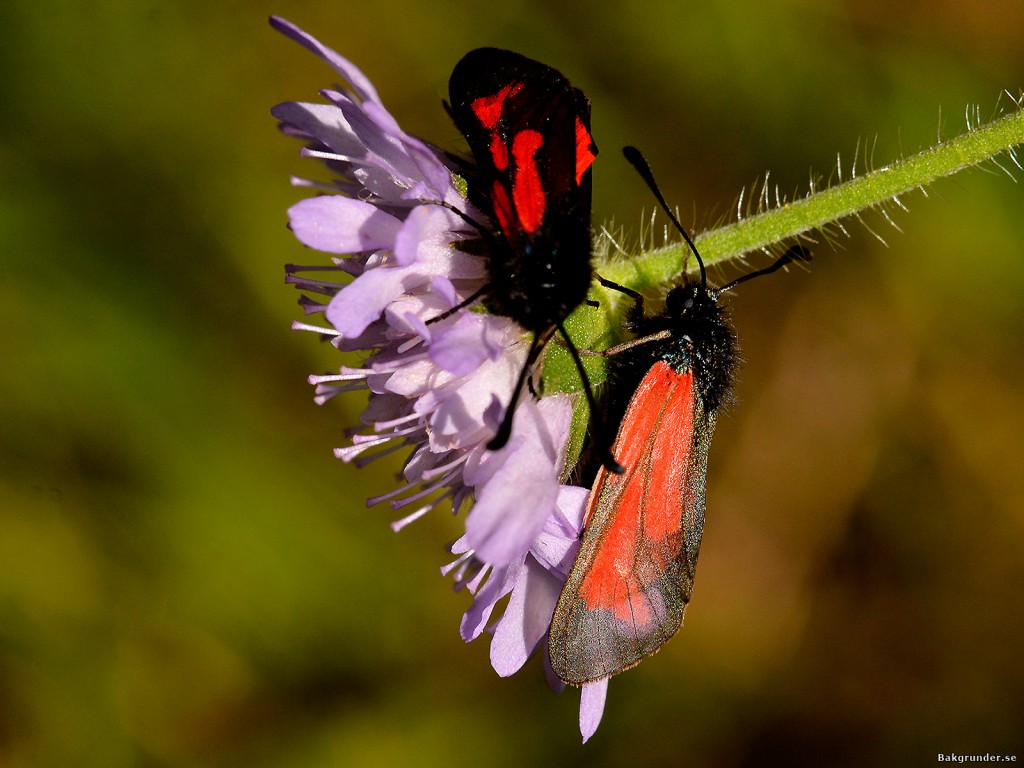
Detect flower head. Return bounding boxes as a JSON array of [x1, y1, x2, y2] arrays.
[[271, 16, 608, 739]]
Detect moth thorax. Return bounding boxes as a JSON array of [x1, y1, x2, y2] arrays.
[[663, 285, 737, 413]]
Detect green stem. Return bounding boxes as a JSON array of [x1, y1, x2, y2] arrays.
[[597, 100, 1024, 290]]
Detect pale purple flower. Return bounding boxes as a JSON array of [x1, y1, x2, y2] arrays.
[[446, 479, 610, 742], [271, 17, 609, 739]]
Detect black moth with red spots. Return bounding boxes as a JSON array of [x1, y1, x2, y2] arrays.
[[447, 49, 619, 470], [448, 48, 597, 332]]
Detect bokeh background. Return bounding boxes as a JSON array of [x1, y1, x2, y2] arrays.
[[3, 0, 1023, 765]]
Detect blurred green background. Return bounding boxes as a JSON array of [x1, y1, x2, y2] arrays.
[[3, 0, 1023, 765]]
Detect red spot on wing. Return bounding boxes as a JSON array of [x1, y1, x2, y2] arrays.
[[490, 180, 515, 238], [470, 83, 523, 130], [511, 129, 546, 233], [575, 116, 597, 186], [471, 83, 523, 172], [489, 135, 509, 171], [578, 362, 697, 625]]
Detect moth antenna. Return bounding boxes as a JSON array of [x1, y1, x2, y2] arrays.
[[622, 146, 706, 289], [719, 244, 812, 292]]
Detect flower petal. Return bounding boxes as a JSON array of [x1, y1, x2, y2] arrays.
[[393, 205, 463, 267], [431, 276, 458, 308], [420, 351, 519, 444], [429, 313, 494, 376], [326, 265, 412, 337], [466, 433, 560, 565], [531, 485, 588, 575], [334, 97, 422, 187], [269, 17, 381, 104], [271, 101, 364, 159], [489, 554, 563, 677], [555, 483, 589, 532], [288, 196, 401, 254], [459, 560, 519, 641], [580, 679, 609, 743], [401, 133, 466, 205]]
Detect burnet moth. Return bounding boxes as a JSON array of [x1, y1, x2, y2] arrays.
[[444, 49, 623, 472], [548, 147, 811, 684]]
